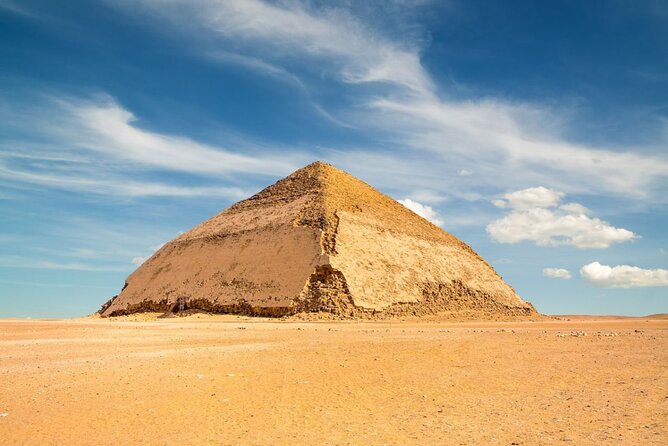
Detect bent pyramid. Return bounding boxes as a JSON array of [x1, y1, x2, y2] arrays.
[[101, 162, 536, 318]]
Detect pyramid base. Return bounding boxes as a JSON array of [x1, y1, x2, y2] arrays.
[[100, 278, 537, 320]]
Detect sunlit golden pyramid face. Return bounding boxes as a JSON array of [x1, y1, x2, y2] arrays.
[[101, 162, 536, 318]]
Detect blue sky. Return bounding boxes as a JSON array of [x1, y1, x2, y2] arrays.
[[1, 0, 667, 317]]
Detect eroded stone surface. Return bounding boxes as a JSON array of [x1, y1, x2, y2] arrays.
[[101, 161, 536, 318]]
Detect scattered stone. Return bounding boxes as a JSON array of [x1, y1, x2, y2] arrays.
[[557, 331, 587, 337]]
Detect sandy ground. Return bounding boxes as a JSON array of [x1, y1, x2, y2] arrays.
[[0, 315, 666, 445]]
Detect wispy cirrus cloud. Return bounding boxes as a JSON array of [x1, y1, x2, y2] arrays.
[[207, 50, 355, 128], [208, 50, 306, 89], [58, 95, 299, 176], [124, 0, 433, 95], [0, 255, 127, 272], [0, 212, 178, 273], [109, 0, 668, 203], [359, 97, 668, 198], [4, 0, 667, 213], [0, 94, 304, 198], [0, 0, 46, 20], [0, 163, 250, 198]]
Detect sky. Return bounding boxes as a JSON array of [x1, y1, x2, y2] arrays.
[[1, 0, 667, 317]]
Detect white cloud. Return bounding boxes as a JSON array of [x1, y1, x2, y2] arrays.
[[580, 262, 668, 288], [494, 186, 564, 209], [559, 203, 590, 215], [131, 256, 146, 266], [398, 198, 443, 226], [543, 268, 572, 280], [487, 187, 637, 248]]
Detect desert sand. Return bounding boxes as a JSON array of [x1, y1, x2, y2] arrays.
[[1, 316, 666, 445]]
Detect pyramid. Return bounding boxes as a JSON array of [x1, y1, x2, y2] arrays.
[[100, 162, 536, 318]]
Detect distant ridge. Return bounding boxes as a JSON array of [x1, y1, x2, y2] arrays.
[[100, 161, 537, 319], [553, 314, 668, 320]]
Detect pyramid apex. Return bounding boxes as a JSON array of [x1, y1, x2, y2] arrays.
[[306, 160, 329, 167], [281, 161, 349, 187], [298, 160, 338, 173]]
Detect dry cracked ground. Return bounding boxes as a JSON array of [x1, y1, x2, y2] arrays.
[[0, 316, 666, 445]]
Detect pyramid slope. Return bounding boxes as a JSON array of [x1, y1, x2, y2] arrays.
[[101, 162, 536, 318]]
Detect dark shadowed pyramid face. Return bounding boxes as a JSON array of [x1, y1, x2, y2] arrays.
[[101, 162, 536, 318]]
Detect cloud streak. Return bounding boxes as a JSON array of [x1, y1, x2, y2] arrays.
[[543, 268, 572, 280], [0, 256, 127, 272], [0, 163, 250, 198], [60, 96, 298, 176]]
